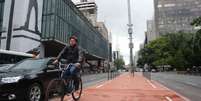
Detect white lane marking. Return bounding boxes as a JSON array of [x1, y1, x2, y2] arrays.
[[93, 73, 124, 89], [96, 84, 104, 88], [95, 78, 113, 88], [165, 96, 173, 101], [152, 80, 190, 101], [186, 81, 198, 86], [146, 80, 157, 88]]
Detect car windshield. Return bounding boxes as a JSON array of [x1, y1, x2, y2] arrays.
[[9, 59, 48, 71]]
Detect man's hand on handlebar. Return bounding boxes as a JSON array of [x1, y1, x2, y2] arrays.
[[53, 59, 58, 64]]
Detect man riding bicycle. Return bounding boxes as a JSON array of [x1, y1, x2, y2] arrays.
[[53, 35, 84, 93]]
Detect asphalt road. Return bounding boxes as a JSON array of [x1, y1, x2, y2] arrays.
[[82, 73, 109, 88], [151, 72, 201, 101]]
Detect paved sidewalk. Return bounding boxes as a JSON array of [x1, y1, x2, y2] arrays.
[[78, 72, 189, 101]]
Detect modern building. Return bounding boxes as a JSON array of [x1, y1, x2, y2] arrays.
[[0, 0, 109, 61], [134, 51, 139, 67], [108, 32, 112, 62], [75, 0, 110, 71], [154, 0, 201, 35], [146, 20, 157, 43], [0, 0, 4, 47], [113, 51, 120, 60], [1, 0, 43, 53], [144, 31, 148, 45], [139, 43, 144, 50], [75, 0, 97, 26], [75, 0, 109, 41], [95, 22, 108, 40]]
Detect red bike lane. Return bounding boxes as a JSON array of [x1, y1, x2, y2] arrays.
[[78, 72, 189, 101], [58, 72, 189, 101]]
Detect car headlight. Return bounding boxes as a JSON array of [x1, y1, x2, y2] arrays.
[[1, 76, 22, 83]]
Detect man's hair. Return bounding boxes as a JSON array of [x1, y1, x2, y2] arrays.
[[69, 35, 78, 42]]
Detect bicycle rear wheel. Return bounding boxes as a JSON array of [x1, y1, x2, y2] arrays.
[[45, 79, 65, 101], [72, 78, 82, 101]]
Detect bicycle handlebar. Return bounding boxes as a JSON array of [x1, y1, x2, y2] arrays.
[[58, 62, 74, 71]]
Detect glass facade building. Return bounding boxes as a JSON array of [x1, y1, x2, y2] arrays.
[[0, 0, 4, 32], [154, 0, 201, 35], [0, 0, 108, 59], [0, 0, 4, 47], [42, 0, 108, 59]]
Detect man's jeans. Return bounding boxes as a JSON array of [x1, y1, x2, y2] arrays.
[[62, 64, 80, 91], [62, 64, 79, 78]]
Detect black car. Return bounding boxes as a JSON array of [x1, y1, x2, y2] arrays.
[[0, 58, 59, 101], [0, 64, 14, 71]]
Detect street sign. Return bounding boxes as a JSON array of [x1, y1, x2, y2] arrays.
[[129, 43, 134, 48], [128, 28, 133, 34]]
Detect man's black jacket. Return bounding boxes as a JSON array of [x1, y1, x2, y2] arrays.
[[57, 45, 83, 64]]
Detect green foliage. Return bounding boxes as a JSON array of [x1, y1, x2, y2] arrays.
[[137, 32, 199, 70], [114, 58, 125, 70], [191, 17, 201, 66], [137, 17, 201, 71], [191, 16, 201, 27]]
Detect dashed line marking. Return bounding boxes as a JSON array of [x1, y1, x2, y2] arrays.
[[152, 80, 190, 101], [67, 99, 73, 101], [96, 84, 104, 88], [146, 80, 157, 88], [165, 96, 173, 101]]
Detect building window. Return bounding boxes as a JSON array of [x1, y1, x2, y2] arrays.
[[81, 0, 88, 2], [157, 4, 162, 8], [164, 4, 176, 7]]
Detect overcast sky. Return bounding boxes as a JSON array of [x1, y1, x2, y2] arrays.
[[72, 0, 154, 64]]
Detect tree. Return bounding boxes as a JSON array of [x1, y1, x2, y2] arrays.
[[191, 17, 201, 66], [137, 16, 201, 71], [114, 58, 125, 70], [137, 32, 193, 71], [137, 57, 145, 68], [167, 33, 193, 68]]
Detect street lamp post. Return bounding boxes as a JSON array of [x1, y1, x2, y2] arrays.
[[127, 0, 134, 76]]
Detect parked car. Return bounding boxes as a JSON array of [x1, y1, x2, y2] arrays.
[[0, 58, 58, 101], [151, 69, 158, 73]]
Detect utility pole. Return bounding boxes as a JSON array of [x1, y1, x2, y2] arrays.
[[127, 0, 134, 76]]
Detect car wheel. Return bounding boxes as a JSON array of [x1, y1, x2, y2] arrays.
[[27, 83, 42, 101]]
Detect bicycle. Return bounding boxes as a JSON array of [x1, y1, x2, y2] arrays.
[[45, 60, 83, 101]]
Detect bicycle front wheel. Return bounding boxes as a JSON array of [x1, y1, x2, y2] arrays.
[[72, 78, 83, 101], [45, 79, 65, 101]]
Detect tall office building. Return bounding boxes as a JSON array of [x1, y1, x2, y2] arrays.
[[146, 20, 157, 43], [154, 0, 201, 35], [0, 0, 4, 47]]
